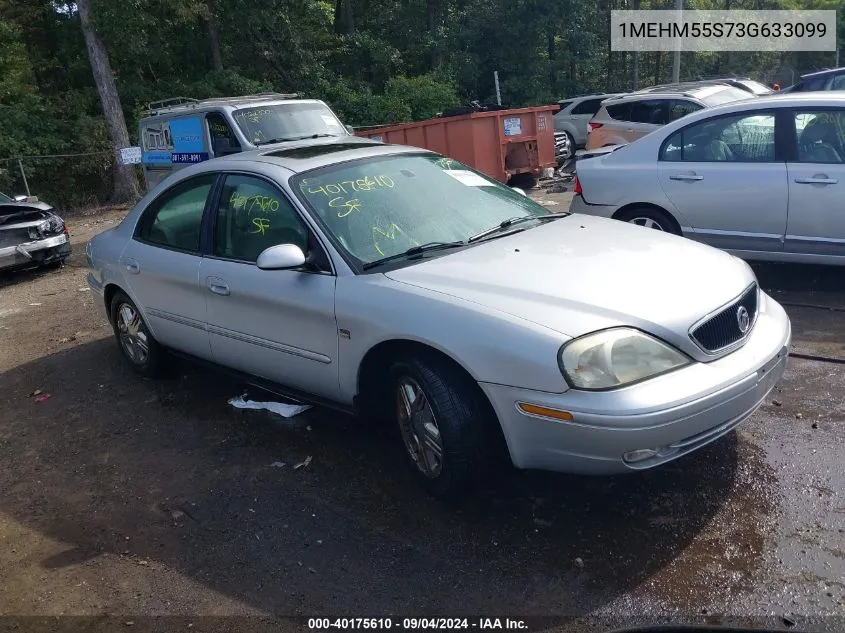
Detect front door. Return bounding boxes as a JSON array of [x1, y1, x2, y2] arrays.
[[785, 108, 845, 257], [657, 110, 787, 254], [199, 173, 340, 399], [119, 174, 216, 359]]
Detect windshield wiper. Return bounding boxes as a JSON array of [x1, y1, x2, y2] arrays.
[[468, 214, 565, 243], [255, 133, 339, 146], [362, 241, 466, 270]]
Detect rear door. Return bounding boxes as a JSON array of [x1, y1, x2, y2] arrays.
[[657, 109, 788, 254], [119, 173, 216, 359], [785, 108, 845, 257]]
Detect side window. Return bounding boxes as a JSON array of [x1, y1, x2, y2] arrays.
[[555, 100, 574, 114], [606, 102, 632, 121], [137, 175, 215, 252], [572, 99, 604, 115], [214, 174, 310, 263], [630, 99, 668, 125], [831, 74, 845, 90], [803, 77, 826, 91], [794, 110, 845, 164], [669, 99, 702, 122], [207, 113, 241, 157], [660, 112, 776, 162]]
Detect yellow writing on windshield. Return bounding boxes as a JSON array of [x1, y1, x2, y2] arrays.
[[230, 191, 281, 215], [435, 157, 455, 170], [329, 196, 362, 218], [372, 223, 418, 256], [304, 175, 395, 197], [252, 217, 271, 235]]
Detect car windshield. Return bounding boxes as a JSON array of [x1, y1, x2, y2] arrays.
[[292, 154, 553, 267], [231, 102, 346, 144]]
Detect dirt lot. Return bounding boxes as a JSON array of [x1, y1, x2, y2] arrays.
[[0, 202, 843, 631]]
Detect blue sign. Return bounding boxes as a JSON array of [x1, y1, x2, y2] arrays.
[[172, 152, 210, 164], [141, 116, 209, 166], [142, 151, 172, 165], [169, 117, 205, 153]]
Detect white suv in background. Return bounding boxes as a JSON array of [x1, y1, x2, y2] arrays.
[[585, 82, 754, 150], [554, 93, 623, 151]]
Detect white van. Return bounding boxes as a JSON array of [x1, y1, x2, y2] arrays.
[[139, 93, 352, 190]]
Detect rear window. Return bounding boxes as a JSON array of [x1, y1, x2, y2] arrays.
[[556, 100, 574, 113], [698, 86, 754, 106], [605, 101, 633, 121], [572, 98, 605, 115]]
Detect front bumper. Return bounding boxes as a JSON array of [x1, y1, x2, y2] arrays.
[[0, 233, 70, 271], [481, 293, 791, 474]]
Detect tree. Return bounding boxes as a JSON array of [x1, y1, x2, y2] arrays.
[[76, 0, 139, 202]]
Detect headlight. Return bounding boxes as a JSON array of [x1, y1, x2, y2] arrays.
[[559, 328, 690, 390]]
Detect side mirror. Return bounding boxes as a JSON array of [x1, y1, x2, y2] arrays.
[[511, 187, 527, 197], [256, 244, 307, 270], [345, 124, 355, 134]]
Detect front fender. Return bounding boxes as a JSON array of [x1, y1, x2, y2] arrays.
[[334, 275, 570, 401]]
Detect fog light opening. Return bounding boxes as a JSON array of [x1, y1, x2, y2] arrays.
[[623, 448, 659, 464]]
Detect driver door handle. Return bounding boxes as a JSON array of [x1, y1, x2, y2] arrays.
[[794, 177, 838, 185], [206, 277, 230, 296], [669, 173, 704, 181]]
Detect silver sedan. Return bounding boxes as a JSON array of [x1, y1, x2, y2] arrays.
[[571, 92, 845, 265], [85, 138, 791, 499]]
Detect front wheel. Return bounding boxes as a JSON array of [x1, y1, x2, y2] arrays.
[[389, 354, 501, 500], [110, 291, 163, 377]]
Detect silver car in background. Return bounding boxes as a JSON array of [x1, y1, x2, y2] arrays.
[[86, 139, 791, 499], [572, 93, 845, 265]]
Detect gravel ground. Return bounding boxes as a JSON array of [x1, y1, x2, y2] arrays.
[[0, 202, 843, 632]]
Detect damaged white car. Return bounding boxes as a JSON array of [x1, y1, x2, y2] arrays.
[[0, 192, 71, 272]]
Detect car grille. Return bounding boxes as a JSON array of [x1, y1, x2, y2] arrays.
[[690, 284, 758, 353]]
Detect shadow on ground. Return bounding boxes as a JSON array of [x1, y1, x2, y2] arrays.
[[0, 335, 773, 616]]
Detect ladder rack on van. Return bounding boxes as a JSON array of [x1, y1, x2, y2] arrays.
[[142, 93, 301, 116]]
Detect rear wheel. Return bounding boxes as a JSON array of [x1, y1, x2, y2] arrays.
[[616, 206, 680, 235], [389, 353, 502, 500], [110, 291, 163, 377]]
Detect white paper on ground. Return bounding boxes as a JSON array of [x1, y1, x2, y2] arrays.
[[228, 395, 311, 418], [444, 169, 494, 187]]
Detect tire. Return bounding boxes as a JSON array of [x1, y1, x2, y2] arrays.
[[507, 173, 537, 190], [109, 291, 163, 378], [389, 353, 501, 500], [616, 206, 681, 236]]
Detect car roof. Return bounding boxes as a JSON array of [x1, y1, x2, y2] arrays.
[[198, 137, 431, 174], [800, 66, 845, 79], [635, 91, 845, 134], [141, 95, 327, 118], [558, 93, 622, 103], [602, 83, 723, 102]]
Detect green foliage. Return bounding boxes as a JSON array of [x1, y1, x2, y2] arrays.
[[0, 0, 840, 207]]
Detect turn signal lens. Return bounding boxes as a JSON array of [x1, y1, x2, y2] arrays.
[[517, 402, 574, 422]]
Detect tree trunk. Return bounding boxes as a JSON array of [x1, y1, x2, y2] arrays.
[[631, 0, 640, 89], [77, 0, 139, 203], [334, 0, 355, 35], [207, 0, 223, 71], [426, 0, 440, 70], [547, 20, 556, 94]]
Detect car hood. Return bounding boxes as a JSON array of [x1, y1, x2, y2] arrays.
[[384, 215, 756, 360]]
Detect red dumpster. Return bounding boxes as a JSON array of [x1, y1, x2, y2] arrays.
[[355, 105, 558, 184]]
